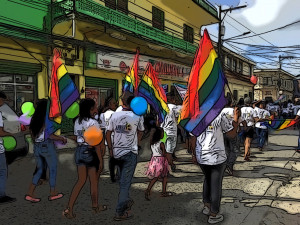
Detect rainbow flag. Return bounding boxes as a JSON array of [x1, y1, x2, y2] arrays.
[[179, 29, 227, 136], [138, 63, 169, 123], [45, 49, 79, 139], [123, 50, 139, 95], [262, 119, 299, 130]]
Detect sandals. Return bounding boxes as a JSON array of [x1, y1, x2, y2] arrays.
[[145, 189, 150, 201], [48, 193, 64, 201], [92, 205, 108, 213], [63, 208, 76, 219], [113, 211, 134, 221], [160, 192, 175, 197], [24, 195, 41, 203]]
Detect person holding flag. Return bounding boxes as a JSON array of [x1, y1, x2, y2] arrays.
[[179, 29, 240, 224]]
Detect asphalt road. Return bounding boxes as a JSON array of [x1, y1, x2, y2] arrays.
[[1, 129, 300, 225]]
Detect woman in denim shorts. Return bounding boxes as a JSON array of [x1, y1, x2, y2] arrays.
[[63, 98, 106, 219], [25, 99, 66, 203]]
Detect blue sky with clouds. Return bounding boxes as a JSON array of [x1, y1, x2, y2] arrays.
[[203, 0, 300, 75]]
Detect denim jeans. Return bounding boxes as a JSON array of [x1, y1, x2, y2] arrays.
[[224, 134, 239, 169], [32, 140, 57, 188], [257, 128, 268, 148], [199, 163, 226, 214], [0, 153, 7, 197], [115, 151, 137, 216]]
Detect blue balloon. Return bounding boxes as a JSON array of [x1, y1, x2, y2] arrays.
[[130, 97, 148, 116]]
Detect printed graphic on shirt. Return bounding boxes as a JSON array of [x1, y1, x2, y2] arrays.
[[115, 122, 132, 133]]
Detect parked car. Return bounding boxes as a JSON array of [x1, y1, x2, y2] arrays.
[[0, 103, 29, 164]]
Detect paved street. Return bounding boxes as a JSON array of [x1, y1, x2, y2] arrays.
[[1, 129, 300, 225]]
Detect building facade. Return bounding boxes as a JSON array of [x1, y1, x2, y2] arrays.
[[254, 69, 295, 102], [222, 47, 256, 102]]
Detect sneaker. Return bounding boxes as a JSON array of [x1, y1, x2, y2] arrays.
[[202, 206, 210, 215], [208, 214, 224, 224], [0, 196, 16, 204]]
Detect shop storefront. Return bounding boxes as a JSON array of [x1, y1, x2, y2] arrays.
[[0, 59, 41, 115]]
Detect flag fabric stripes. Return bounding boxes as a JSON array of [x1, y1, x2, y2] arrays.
[[138, 63, 169, 123], [262, 119, 299, 130], [179, 29, 227, 137], [45, 49, 79, 139], [123, 50, 139, 95]]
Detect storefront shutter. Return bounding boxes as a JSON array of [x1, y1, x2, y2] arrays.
[[0, 59, 42, 75], [85, 76, 117, 89]]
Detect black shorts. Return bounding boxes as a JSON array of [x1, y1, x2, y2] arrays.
[[244, 127, 255, 139]]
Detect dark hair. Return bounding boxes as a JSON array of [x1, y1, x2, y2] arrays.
[[237, 98, 244, 107], [151, 127, 164, 145], [0, 91, 7, 99], [126, 96, 134, 107], [283, 101, 288, 108], [226, 96, 232, 107], [79, 98, 95, 124], [29, 99, 47, 139]]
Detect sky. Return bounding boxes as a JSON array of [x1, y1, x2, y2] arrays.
[[202, 0, 300, 76]]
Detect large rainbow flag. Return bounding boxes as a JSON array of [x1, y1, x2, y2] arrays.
[[179, 29, 227, 136], [123, 50, 139, 95], [262, 118, 299, 130], [45, 49, 79, 139], [138, 63, 169, 123]]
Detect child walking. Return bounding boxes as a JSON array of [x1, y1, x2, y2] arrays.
[[145, 127, 173, 200]]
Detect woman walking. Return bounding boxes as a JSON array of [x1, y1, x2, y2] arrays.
[[63, 98, 106, 219], [25, 99, 66, 203]]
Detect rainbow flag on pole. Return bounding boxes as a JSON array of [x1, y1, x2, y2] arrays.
[[45, 49, 79, 139], [179, 29, 227, 136], [138, 63, 169, 123], [262, 119, 299, 130], [123, 50, 139, 95]]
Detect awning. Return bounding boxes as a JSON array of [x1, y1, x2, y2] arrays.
[[173, 83, 187, 100]]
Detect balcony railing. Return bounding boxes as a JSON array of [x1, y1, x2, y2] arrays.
[[52, 0, 199, 54], [192, 0, 218, 17]]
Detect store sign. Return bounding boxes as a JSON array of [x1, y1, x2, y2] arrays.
[[97, 51, 190, 81]]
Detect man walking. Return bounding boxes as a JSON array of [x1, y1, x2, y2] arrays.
[[0, 91, 16, 204], [255, 101, 271, 151], [106, 93, 144, 221]]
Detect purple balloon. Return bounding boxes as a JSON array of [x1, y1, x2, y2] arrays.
[[18, 114, 31, 125]]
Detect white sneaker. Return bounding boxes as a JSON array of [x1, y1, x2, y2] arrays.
[[202, 206, 210, 215], [208, 214, 224, 224]]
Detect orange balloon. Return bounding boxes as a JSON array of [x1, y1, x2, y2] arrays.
[[83, 126, 103, 146]]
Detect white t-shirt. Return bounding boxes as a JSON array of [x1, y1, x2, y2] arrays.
[[294, 106, 300, 115], [95, 113, 105, 129], [35, 130, 45, 143], [241, 106, 258, 127], [297, 109, 300, 116], [74, 118, 100, 145], [267, 104, 279, 113], [161, 104, 180, 136], [107, 110, 145, 158], [116, 106, 123, 112], [281, 108, 289, 114], [0, 112, 5, 154], [288, 103, 294, 113], [151, 141, 163, 157], [195, 109, 234, 165], [255, 108, 270, 129]]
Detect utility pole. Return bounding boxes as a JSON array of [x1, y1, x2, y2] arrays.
[[277, 55, 294, 101], [217, 5, 247, 68]]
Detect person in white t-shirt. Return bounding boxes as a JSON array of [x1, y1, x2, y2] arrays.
[[255, 101, 271, 151], [241, 97, 258, 161], [26, 99, 66, 204], [0, 91, 16, 204], [281, 102, 289, 119], [191, 107, 239, 224], [160, 94, 180, 171], [106, 93, 145, 221], [64, 98, 106, 219], [287, 100, 295, 118]]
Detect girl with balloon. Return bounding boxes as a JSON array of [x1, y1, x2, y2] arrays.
[[25, 99, 67, 203], [63, 98, 107, 219]]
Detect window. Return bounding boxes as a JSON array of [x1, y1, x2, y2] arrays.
[[183, 24, 194, 43], [117, 0, 128, 14], [152, 6, 164, 31], [265, 91, 272, 95], [233, 59, 237, 71], [267, 77, 272, 85], [263, 77, 268, 85], [249, 92, 253, 101], [237, 61, 242, 73], [226, 56, 231, 69], [105, 0, 116, 9], [233, 90, 238, 101]]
